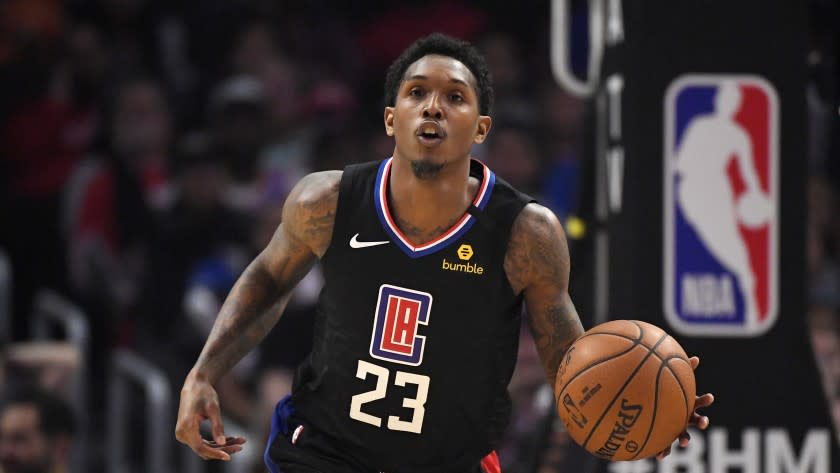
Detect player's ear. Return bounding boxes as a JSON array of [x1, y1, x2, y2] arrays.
[[384, 107, 395, 136], [473, 115, 492, 144]]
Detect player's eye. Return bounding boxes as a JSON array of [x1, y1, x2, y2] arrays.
[[409, 88, 424, 98], [449, 93, 464, 103]]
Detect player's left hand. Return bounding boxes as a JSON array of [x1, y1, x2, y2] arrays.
[[655, 356, 715, 460]]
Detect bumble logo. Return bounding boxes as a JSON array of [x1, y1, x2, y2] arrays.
[[443, 244, 484, 275]]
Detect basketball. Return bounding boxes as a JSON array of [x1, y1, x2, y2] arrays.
[[555, 320, 696, 461]]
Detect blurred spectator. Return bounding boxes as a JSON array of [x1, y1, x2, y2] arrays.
[[540, 86, 585, 219], [138, 132, 249, 368], [306, 79, 359, 133], [483, 125, 542, 197], [108, 77, 174, 208], [310, 129, 366, 173], [258, 57, 317, 204], [60, 76, 169, 434], [231, 22, 281, 78], [260, 56, 303, 137], [64, 77, 171, 314], [479, 34, 537, 128], [209, 75, 271, 211], [0, 21, 106, 340], [0, 386, 76, 473]]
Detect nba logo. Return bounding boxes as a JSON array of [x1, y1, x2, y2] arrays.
[[370, 285, 432, 366], [663, 75, 779, 337]]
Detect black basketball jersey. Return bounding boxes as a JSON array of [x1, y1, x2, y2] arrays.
[[291, 158, 532, 473]]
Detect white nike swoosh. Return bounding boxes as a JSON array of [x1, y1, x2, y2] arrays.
[[349, 233, 390, 249]]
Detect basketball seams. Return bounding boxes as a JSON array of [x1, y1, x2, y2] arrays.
[[576, 330, 690, 364], [630, 362, 665, 460], [556, 339, 640, 397], [662, 357, 692, 420], [575, 332, 639, 344], [628, 320, 644, 337], [581, 332, 670, 450]]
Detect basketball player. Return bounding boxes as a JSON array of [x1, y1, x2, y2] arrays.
[[176, 34, 714, 472]]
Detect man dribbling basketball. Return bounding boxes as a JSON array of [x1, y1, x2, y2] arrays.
[[175, 33, 714, 472]]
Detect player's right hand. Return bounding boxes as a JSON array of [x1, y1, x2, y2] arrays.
[[175, 371, 246, 461]]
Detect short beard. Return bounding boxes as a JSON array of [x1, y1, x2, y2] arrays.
[[410, 160, 444, 180]]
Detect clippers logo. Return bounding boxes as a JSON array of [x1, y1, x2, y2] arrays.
[[369, 285, 432, 366], [664, 75, 778, 337]]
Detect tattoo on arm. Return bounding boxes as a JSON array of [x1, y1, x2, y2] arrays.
[[195, 261, 289, 383], [300, 192, 338, 245], [192, 171, 341, 382], [505, 204, 585, 388], [528, 297, 583, 388], [288, 171, 341, 256]]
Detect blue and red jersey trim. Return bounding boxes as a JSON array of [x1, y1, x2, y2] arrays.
[[374, 157, 495, 258]]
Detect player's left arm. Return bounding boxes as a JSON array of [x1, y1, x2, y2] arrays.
[[505, 203, 715, 459], [504, 203, 584, 389]]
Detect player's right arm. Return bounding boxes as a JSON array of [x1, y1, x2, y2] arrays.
[[175, 170, 341, 460]]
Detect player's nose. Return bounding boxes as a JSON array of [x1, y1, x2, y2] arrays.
[[422, 93, 444, 119]]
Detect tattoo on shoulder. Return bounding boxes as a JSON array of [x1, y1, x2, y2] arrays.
[[286, 171, 341, 256], [504, 204, 569, 294]]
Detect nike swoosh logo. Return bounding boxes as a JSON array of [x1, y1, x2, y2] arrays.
[[349, 233, 390, 249]]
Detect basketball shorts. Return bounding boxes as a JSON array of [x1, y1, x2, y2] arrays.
[[264, 395, 501, 473]]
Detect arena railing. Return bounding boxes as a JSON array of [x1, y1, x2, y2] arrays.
[[107, 349, 175, 473], [30, 289, 90, 473]]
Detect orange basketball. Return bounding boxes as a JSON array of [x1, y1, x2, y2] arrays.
[[554, 320, 696, 461]]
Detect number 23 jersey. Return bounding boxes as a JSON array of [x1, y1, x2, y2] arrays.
[[291, 158, 532, 472]]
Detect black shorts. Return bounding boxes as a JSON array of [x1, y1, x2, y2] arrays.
[[264, 396, 499, 473]]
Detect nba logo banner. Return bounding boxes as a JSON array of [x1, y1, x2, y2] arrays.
[[370, 285, 432, 366], [663, 75, 779, 337]]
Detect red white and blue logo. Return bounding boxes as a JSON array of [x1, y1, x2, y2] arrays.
[[370, 284, 432, 366], [663, 75, 779, 337]]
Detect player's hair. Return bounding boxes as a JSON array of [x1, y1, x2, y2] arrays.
[[0, 386, 76, 437], [384, 33, 494, 115]]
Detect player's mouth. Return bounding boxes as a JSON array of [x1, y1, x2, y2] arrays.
[[415, 121, 446, 147]]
